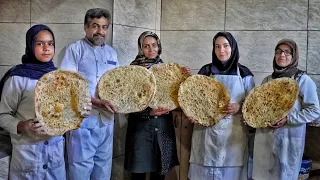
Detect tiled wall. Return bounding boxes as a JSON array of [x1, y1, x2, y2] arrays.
[[160, 0, 320, 168], [160, 0, 320, 90], [1, 0, 320, 179]]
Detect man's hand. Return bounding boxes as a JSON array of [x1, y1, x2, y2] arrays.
[[91, 98, 118, 113], [150, 108, 170, 116]]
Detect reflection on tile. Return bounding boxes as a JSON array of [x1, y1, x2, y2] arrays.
[[161, 0, 225, 30], [113, 114, 127, 157], [307, 31, 320, 74], [226, 0, 308, 30], [31, 0, 113, 23], [113, 25, 152, 66], [308, 0, 320, 30], [0, 23, 30, 65], [231, 31, 307, 72], [114, 0, 156, 29], [0, 0, 30, 22], [111, 155, 130, 180], [161, 31, 219, 69]]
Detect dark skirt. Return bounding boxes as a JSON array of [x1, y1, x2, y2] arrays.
[[124, 113, 179, 174]]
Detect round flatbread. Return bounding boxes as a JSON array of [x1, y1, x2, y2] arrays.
[[242, 77, 299, 128], [98, 65, 156, 113], [35, 70, 91, 136], [178, 75, 230, 126], [149, 63, 190, 110]]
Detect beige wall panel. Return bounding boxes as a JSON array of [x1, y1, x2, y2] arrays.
[[231, 31, 307, 73], [156, 0, 161, 30], [161, 0, 225, 30], [252, 72, 270, 87], [226, 0, 308, 30], [0, 0, 30, 22], [31, 0, 113, 23], [161, 31, 220, 69], [0, 23, 30, 65], [308, 0, 320, 30], [113, 25, 153, 66], [0, 66, 13, 79], [113, 0, 156, 29], [307, 31, 320, 74]]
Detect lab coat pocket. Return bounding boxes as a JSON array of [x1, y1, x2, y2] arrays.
[[50, 138, 65, 169], [11, 144, 38, 173]]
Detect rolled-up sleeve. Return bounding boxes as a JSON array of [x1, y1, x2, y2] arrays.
[[0, 77, 23, 135], [287, 75, 320, 124]]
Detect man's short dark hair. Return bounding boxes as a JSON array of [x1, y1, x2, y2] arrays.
[[84, 8, 111, 25]]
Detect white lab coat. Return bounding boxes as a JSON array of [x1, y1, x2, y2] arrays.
[[189, 69, 254, 180], [0, 76, 66, 180], [60, 38, 119, 180], [252, 74, 320, 180]]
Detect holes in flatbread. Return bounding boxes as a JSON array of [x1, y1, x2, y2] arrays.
[[116, 79, 120, 83]]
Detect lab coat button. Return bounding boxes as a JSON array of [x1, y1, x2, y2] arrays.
[[44, 141, 48, 145], [43, 164, 48, 169], [155, 128, 158, 131]]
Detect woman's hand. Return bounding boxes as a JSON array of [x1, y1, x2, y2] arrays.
[[268, 117, 287, 130], [150, 108, 170, 116], [224, 103, 240, 116], [182, 66, 192, 75], [17, 119, 46, 137], [92, 98, 118, 113]]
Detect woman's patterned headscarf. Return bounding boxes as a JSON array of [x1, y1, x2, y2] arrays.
[[130, 31, 163, 68]]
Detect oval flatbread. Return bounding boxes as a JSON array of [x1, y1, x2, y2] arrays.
[[178, 75, 230, 126], [98, 65, 156, 113], [35, 70, 91, 136], [149, 63, 190, 110], [242, 77, 299, 128]]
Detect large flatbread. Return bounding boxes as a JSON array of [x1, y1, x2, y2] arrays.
[[178, 75, 230, 126], [98, 65, 156, 113], [242, 77, 299, 128], [35, 70, 91, 136], [149, 63, 190, 110]]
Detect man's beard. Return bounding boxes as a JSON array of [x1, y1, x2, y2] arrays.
[[88, 33, 105, 46]]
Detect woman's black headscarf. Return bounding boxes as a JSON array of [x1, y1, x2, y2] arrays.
[[199, 32, 253, 78]]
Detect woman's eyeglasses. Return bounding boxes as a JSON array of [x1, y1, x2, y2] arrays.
[[275, 49, 292, 56]]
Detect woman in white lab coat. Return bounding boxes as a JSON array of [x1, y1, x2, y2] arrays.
[[0, 24, 90, 179], [252, 39, 320, 180], [188, 32, 255, 180]]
